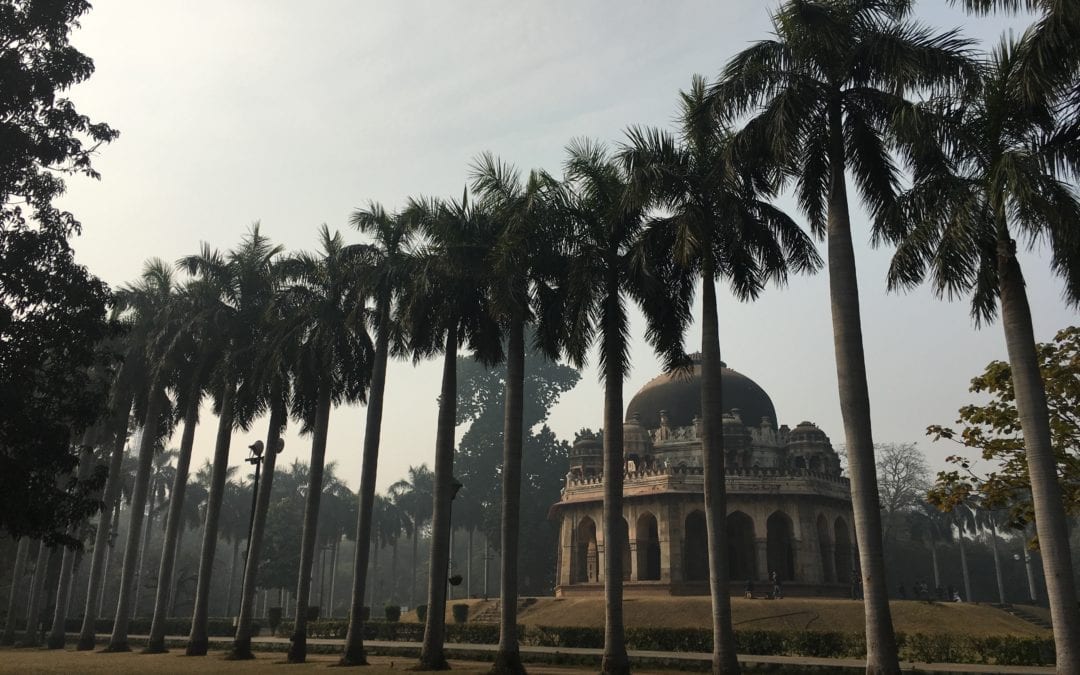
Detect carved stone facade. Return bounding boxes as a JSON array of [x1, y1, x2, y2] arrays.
[[552, 356, 857, 597]]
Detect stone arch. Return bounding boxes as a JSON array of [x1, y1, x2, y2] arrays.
[[618, 517, 632, 581], [636, 512, 661, 581], [684, 510, 709, 582], [726, 511, 757, 581], [794, 456, 806, 469], [766, 510, 796, 582], [834, 517, 852, 584], [817, 513, 835, 582], [572, 517, 598, 583]]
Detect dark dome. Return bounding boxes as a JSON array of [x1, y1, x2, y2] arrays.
[[625, 354, 777, 430]]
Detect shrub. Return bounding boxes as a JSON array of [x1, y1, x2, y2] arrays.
[[362, 606, 371, 622], [452, 604, 469, 624], [416, 604, 427, 623], [384, 604, 401, 622], [306, 605, 320, 622], [268, 607, 282, 635]]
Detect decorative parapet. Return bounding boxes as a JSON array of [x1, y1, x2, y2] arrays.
[[560, 464, 851, 503]]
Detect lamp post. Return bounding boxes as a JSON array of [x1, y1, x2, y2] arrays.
[[244, 440, 265, 559]]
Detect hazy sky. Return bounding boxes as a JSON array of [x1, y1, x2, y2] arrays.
[[58, 1, 1072, 494]]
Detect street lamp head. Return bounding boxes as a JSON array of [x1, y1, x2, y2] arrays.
[[248, 440, 265, 458]]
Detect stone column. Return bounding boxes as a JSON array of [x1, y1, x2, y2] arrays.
[[558, 515, 573, 587], [629, 541, 639, 581], [755, 537, 769, 581]]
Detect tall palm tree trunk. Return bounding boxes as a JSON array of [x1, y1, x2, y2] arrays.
[[989, 519, 1005, 605], [2, 538, 30, 645], [286, 384, 333, 664], [186, 380, 237, 656], [132, 477, 157, 618], [48, 439, 97, 649], [342, 305, 391, 662], [492, 316, 525, 674], [411, 523, 419, 607], [106, 387, 165, 651], [601, 285, 629, 675], [225, 537, 240, 616], [229, 400, 284, 659], [329, 539, 340, 618], [98, 502, 121, 620], [22, 541, 52, 646], [997, 235, 1080, 668], [391, 539, 399, 603], [169, 526, 185, 616], [930, 541, 940, 590], [78, 404, 131, 650], [466, 528, 473, 599], [825, 109, 899, 674], [147, 400, 198, 651], [418, 325, 458, 670], [700, 271, 740, 675], [957, 528, 972, 602]]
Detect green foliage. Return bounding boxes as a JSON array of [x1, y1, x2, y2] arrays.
[[384, 604, 401, 622], [452, 603, 469, 624], [927, 326, 1080, 531], [453, 346, 579, 593], [0, 0, 118, 541], [64, 617, 260, 638], [416, 604, 427, 623]]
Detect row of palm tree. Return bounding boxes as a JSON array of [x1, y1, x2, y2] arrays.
[[19, 1, 1079, 673]]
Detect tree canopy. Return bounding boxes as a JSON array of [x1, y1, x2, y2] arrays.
[[0, 0, 119, 540], [928, 326, 1080, 531]]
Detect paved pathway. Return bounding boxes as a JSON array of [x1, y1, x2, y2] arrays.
[[87, 634, 1056, 674]]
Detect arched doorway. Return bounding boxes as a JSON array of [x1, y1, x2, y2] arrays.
[[684, 510, 709, 582], [767, 511, 796, 582], [636, 513, 661, 581], [834, 517, 852, 584], [727, 511, 757, 581], [817, 514, 835, 582], [573, 517, 598, 583]]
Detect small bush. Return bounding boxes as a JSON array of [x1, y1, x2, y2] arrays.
[[416, 604, 427, 623], [452, 604, 469, 624], [305, 605, 320, 622], [384, 604, 401, 622]]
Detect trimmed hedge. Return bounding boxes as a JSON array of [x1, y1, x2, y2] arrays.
[[524, 625, 1053, 666], [62, 616, 262, 638]]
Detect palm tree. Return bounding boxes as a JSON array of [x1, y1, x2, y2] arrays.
[[47, 435, 99, 649], [105, 259, 178, 652], [389, 464, 434, 610], [556, 139, 690, 674], [976, 505, 1010, 605], [711, 3, 975, 671], [181, 225, 283, 656], [281, 225, 374, 663], [76, 374, 135, 650], [622, 76, 821, 674], [146, 278, 221, 652], [133, 446, 177, 618], [469, 152, 566, 674], [21, 540, 52, 646], [884, 37, 1080, 668], [340, 202, 416, 665], [1, 537, 30, 645], [953, 0, 1079, 114], [952, 504, 977, 602], [913, 504, 951, 590], [316, 464, 354, 618], [400, 191, 503, 670], [229, 266, 294, 659]]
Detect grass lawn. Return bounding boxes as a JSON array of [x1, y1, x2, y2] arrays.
[[0, 647, 678, 675], [420, 596, 1048, 638]]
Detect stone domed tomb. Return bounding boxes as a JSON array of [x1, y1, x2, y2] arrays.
[[551, 354, 856, 597]]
